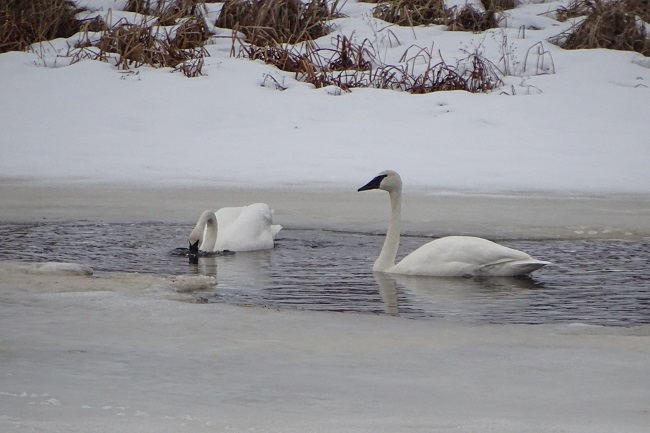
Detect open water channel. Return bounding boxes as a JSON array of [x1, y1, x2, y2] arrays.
[[1, 221, 649, 326]]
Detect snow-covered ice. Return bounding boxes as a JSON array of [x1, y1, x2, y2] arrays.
[[1, 262, 649, 433]]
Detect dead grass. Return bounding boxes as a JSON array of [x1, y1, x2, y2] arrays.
[[555, 0, 596, 21], [396, 44, 502, 92], [481, 0, 516, 12], [0, 0, 81, 53], [553, 0, 650, 56], [446, 6, 498, 32], [235, 34, 502, 93], [239, 35, 373, 90], [125, 0, 207, 25], [174, 15, 212, 49], [460, 49, 503, 92], [74, 1, 211, 77], [85, 18, 208, 76], [372, 0, 500, 32], [216, 0, 342, 46], [372, 0, 447, 27], [1, 0, 211, 76]]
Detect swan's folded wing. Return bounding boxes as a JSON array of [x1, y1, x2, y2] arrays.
[[250, 203, 282, 239], [477, 259, 551, 277], [394, 236, 549, 277], [214, 203, 280, 251], [215, 206, 246, 230]]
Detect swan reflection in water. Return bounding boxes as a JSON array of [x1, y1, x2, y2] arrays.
[[188, 248, 275, 291], [374, 272, 545, 318], [180, 231, 549, 322], [183, 247, 548, 321]]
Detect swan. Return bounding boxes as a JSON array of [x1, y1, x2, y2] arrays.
[[358, 170, 550, 277], [188, 203, 282, 254]]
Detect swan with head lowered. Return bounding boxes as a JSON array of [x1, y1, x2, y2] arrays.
[[188, 203, 282, 256], [358, 170, 549, 277]]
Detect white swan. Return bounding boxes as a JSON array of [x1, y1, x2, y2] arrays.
[[358, 170, 550, 277], [188, 203, 282, 254]]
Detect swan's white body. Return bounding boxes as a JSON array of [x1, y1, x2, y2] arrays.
[[390, 235, 548, 276], [189, 203, 282, 252], [358, 170, 549, 277]]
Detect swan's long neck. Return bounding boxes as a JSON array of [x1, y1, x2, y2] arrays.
[[190, 211, 218, 252], [375, 188, 401, 272], [201, 216, 218, 252]]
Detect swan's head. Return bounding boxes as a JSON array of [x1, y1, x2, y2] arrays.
[[358, 170, 402, 193], [188, 229, 202, 262], [188, 237, 200, 254], [188, 210, 218, 261]]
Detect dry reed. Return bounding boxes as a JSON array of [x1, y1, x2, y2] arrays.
[[216, 0, 342, 46], [372, 0, 447, 27], [1, 0, 80, 53], [372, 0, 500, 31], [480, 0, 515, 12], [553, 0, 650, 56], [91, 19, 209, 75], [446, 5, 498, 32], [235, 34, 502, 93], [125, 0, 207, 25]]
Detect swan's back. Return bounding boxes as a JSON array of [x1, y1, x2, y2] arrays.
[[214, 203, 281, 252], [391, 236, 549, 277]]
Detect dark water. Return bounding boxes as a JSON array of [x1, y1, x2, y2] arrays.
[[1, 221, 649, 326]]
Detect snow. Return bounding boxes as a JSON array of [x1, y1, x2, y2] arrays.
[[2, 261, 94, 276], [1, 1, 650, 431], [0, 0, 648, 194]]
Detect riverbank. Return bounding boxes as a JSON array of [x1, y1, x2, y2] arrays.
[[2, 181, 650, 239]]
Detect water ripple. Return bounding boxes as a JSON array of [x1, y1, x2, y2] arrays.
[[0, 222, 649, 326]]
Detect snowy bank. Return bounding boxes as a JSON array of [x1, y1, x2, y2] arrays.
[[0, 1, 649, 195], [2, 181, 650, 239]]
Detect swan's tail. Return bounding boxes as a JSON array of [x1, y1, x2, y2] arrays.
[[270, 224, 283, 239], [510, 260, 551, 276]]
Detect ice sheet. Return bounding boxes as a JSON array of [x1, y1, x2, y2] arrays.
[[1, 262, 649, 433]]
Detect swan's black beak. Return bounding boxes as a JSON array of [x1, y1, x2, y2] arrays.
[[358, 174, 387, 192], [188, 240, 199, 264], [189, 240, 200, 255]]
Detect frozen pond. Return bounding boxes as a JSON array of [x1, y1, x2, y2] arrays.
[[1, 221, 649, 326]]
